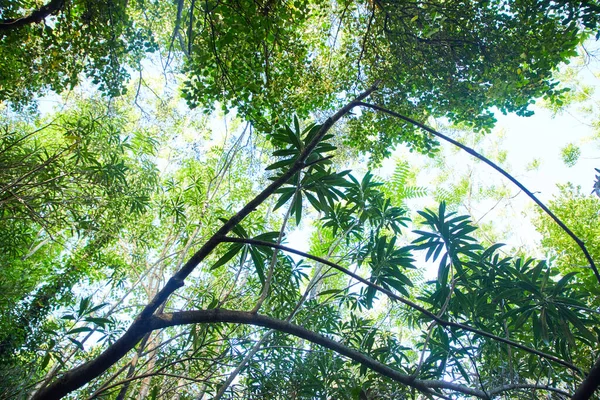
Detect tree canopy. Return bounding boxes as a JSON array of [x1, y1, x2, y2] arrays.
[[1, 0, 600, 399]]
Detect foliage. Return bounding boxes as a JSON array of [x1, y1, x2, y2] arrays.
[[1, 1, 600, 400], [381, 161, 428, 209], [561, 142, 582, 167], [0, 0, 157, 106], [541, 46, 600, 168], [535, 184, 600, 305], [0, 97, 159, 370], [3, 1, 600, 157]]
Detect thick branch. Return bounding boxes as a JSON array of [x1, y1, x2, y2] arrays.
[[32, 83, 380, 400], [572, 355, 600, 400], [222, 237, 581, 373], [150, 309, 571, 399], [0, 0, 65, 32], [151, 309, 470, 398], [356, 102, 600, 286]]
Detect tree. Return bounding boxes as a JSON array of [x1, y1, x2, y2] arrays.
[[0, 95, 160, 392], [535, 184, 600, 304], [2, 0, 600, 399], [0, 0, 157, 106]]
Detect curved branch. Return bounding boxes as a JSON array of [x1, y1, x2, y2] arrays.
[[0, 0, 65, 32], [150, 309, 572, 399], [572, 355, 600, 400], [356, 102, 600, 286], [221, 237, 581, 373], [150, 309, 474, 398]]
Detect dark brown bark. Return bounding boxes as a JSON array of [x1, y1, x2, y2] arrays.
[[572, 356, 600, 400], [0, 0, 66, 32], [152, 310, 570, 399], [31, 83, 380, 400], [150, 309, 472, 398], [33, 307, 573, 400]]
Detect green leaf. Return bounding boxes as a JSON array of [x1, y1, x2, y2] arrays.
[[84, 317, 113, 327], [68, 337, 85, 351], [385, 277, 410, 296], [231, 223, 249, 238], [41, 352, 52, 369], [253, 231, 280, 243], [454, 359, 471, 383], [293, 192, 303, 226], [68, 326, 93, 335], [286, 125, 303, 150], [438, 263, 449, 286], [266, 158, 295, 171], [304, 191, 323, 212], [250, 248, 266, 285], [211, 243, 244, 270], [317, 289, 343, 297], [553, 272, 578, 294], [293, 115, 301, 140], [562, 307, 596, 343], [78, 297, 91, 317], [540, 308, 549, 344], [274, 188, 295, 210], [272, 148, 298, 157], [87, 303, 108, 314]]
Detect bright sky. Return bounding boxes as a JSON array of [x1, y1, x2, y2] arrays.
[[376, 48, 600, 270]]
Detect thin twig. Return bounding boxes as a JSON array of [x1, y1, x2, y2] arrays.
[[222, 237, 581, 373], [356, 102, 600, 285]]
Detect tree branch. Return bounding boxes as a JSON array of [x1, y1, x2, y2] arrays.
[[0, 0, 65, 32], [221, 237, 581, 373], [356, 102, 600, 286], [151, 310, 462, 398], [31, 83, 380, 400], [572, 355, 600, 400], [150, 309, 572, 399]]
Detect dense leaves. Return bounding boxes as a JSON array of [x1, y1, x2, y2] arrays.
[[1, 0, 600, 399], [0, 98, 158, 374], [0, 0, 157, 106]]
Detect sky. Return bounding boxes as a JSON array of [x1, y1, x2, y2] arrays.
[[375, 46, 600, 271]]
